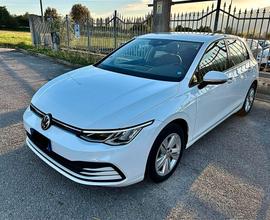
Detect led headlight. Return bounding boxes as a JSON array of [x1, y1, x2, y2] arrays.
[[79, 120, 154, 145]]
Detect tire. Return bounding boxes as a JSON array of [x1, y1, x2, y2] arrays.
[[146, 123, 186, 183], [237, 83, 257, 116]]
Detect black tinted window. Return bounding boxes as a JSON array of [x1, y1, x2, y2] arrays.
[[96, 38, 202, 82], [198, 40, 228, 76], [227, 39, 249, 67]]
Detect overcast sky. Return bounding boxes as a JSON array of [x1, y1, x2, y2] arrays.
[[2, 0, 270, 17]]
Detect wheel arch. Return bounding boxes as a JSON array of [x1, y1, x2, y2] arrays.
[[166, 118, 189, 146], [253, 80, 258, 89], [144, 117, 189, 179]]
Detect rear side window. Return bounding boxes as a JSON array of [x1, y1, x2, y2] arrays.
[[227, 39, 249, 67]]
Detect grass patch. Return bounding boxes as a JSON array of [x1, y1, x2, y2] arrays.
[[0, 30, 102, 66], [0, 30, 32, 47], [69, 37, 128, 49], [27, 47, 102, 66]]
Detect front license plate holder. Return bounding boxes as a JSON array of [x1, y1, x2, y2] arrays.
[[29, 129, 52, 153]]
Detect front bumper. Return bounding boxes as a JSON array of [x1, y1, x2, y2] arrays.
[[23, 107, 160, 187]]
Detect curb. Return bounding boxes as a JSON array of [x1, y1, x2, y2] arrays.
[[17, 48, 83, 68], [256, 93, 270, 103], [258, 77, 270, 95]]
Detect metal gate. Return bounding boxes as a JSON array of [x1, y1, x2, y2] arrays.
[[170, 3, 270, 71]]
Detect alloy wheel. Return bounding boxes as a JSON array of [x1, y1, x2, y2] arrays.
[[245, 88, 255, 112], [155, 133, 181, 176]]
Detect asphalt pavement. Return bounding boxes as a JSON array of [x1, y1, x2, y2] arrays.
[[1, 48, 270, 220]]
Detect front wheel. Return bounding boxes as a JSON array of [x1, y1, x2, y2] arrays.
[[146, 123, 185, 183], [237, 83, 256, 116]]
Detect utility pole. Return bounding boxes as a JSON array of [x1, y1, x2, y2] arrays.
[[150, 0, 217, 33], [40, 0, 44, 22], [213, 0, 221, 32], [152, 0, 172, 32]]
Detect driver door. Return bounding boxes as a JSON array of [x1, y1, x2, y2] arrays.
[[191, 40, 235, 139]]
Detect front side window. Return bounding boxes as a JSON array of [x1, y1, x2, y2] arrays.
[[96, 38, 202, 82], [227, 39, 249, 67], [191, 40, 228, 85]]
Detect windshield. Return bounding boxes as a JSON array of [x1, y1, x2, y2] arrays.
[[95, 38, 202, 82]]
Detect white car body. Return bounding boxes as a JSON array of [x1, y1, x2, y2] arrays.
[[257, 47, 270, 68], [23, 33, 259, 187], [246, 39, 263, 58]]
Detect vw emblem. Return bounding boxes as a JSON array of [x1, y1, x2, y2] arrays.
[[41, 114, 52, 130]]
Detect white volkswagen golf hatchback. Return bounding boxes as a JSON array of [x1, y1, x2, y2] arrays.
[[24, 33, 258, 187]]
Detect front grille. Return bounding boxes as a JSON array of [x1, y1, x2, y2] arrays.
[[26, 131, 125, 182], [30, 104, 82, 135]]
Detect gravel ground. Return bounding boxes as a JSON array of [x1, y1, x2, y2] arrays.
[[1, 48, 270, 220]]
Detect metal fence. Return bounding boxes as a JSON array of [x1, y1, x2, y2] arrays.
[[29, 14, 52, 47], [62, 11, 152, 54], [29, 4, 270, 70], [29, 11, 152, 54], [170, 3, 270, 71]]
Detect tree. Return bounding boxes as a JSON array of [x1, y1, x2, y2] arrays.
[[196, 26, 212, 33], [267, 33, 270, 40], [175, 25, 193, 32], [16, 13, 29, 27], [224, 26, 233, 34], [0, 6, 30, 30], [70, 4, 90, 23], [130, 24, 148, 32], [0, 6, 12, 27], [44, 7, 59, 21]]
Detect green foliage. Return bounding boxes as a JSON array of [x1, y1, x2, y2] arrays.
[[0, 30, 101, 66], [45, 7, 59, 20], [224, 26, 233, 34], [175, 25, 193, 32], [26, 47, 100, 65], [44, 7, 61, 32], [0, 6, 29, 31], [130, 24, 149, 32], [174, 25, 212, 33], [0, 6, 11, 25], [196, 26, 212, 33], [70, 4, 90, 24]]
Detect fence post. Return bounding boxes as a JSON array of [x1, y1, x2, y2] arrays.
[[66, 15, 70, 48], [87, 16, 91, 51], [113, 10, 117, 49], [29, 15, 37, 46], [153, 0, 172, 32], [214, 0, 222, 32]]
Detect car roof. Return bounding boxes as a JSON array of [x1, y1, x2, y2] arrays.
[[138, 32, 238, 43]]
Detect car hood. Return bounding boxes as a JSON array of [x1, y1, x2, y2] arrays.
[[32, 66, 179, 129]]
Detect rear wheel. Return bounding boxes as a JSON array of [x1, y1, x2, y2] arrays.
[[146, 123, 185, 183], [237, 83, 256, 116]]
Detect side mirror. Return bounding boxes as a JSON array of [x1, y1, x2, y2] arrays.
[[199, 71, 228, 89]]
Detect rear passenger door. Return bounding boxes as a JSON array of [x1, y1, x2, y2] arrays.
[[226, 39, 253, 106]]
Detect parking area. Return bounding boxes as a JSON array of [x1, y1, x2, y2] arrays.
[[1, 48, 270, 219]]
